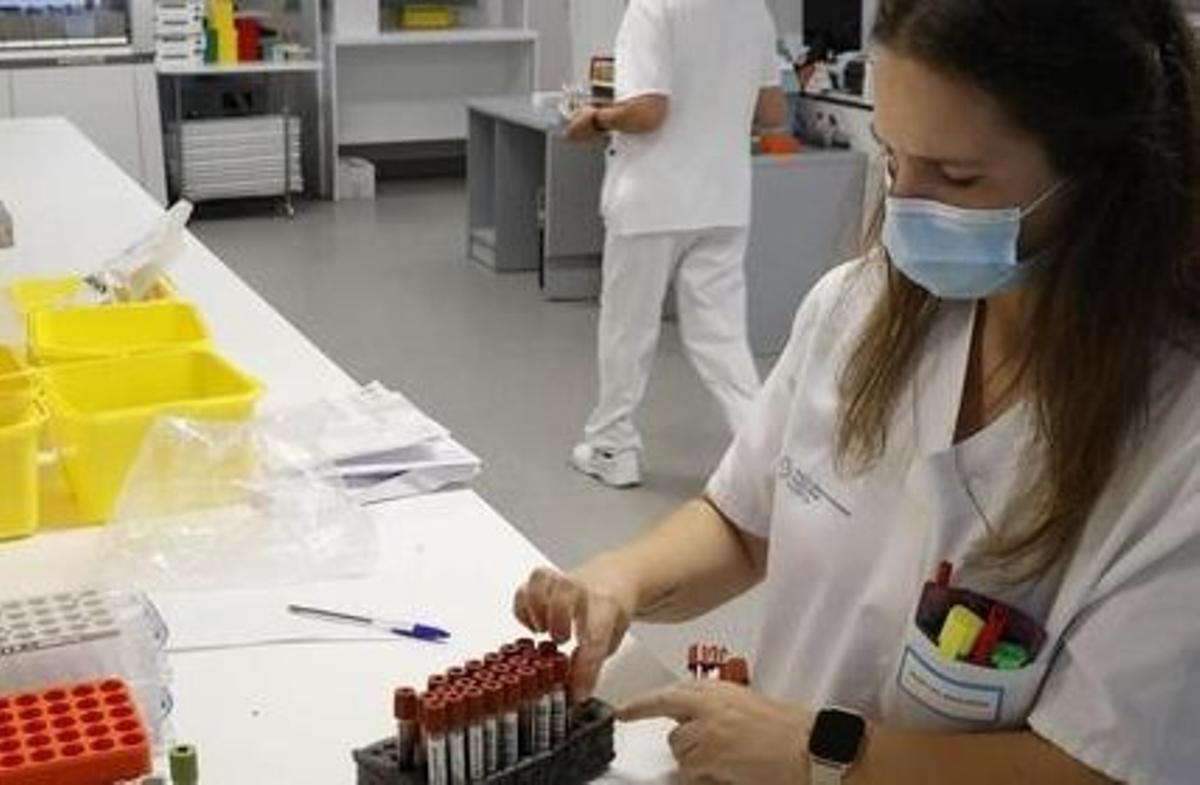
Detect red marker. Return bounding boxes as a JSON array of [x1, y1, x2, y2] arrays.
[[970, 604, 1010, 666]]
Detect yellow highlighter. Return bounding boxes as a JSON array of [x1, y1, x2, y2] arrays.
[[938, 605, 986, 661]]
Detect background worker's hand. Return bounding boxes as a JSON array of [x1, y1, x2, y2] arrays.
[[512, 563, 636, 702], [564, 106, 606, 142], [619, 680, 812, 785]]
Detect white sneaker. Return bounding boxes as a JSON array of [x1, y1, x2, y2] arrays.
[[570, 443, 642, 488]]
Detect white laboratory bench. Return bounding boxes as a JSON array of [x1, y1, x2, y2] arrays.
[[0, 117, 677, 784]]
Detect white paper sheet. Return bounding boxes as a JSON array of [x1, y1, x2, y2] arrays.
[[601, 719, 681, 784]]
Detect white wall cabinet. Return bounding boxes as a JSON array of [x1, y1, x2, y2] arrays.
[[3, 63, 165, 203]]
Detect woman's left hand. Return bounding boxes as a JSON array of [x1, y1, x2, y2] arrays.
[[619, 680, 812, 785]]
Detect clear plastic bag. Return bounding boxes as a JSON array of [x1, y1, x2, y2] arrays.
[[95, 415, 380, 592]]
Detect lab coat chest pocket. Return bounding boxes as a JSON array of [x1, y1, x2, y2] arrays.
[[880, 589, 1052, 732]]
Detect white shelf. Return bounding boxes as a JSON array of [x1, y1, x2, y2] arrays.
[[335, 28, 536, 47], [157, 60, 323, 76]]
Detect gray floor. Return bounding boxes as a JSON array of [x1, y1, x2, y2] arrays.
[[192, 180, 768, 675]]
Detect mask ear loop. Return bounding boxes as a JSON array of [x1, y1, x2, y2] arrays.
[[1020, 179, 1071, 219]]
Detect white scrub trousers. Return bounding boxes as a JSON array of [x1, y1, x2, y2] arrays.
[[584, 227, 762, 454]]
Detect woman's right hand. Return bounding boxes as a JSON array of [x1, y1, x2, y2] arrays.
[[512, 563, 638, 702]]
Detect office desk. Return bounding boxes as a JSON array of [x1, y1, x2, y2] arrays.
[[0, 117, 678, 784], [466, 95, 606, 300]]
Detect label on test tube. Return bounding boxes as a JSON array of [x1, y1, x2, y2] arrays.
[[483, 682, 503, 774], [500, 675, 521, 768], [448, 695, 468, 785], [423, 699, 449, 785], [534, 660, 553, 753], [550, 653, 570, 744], [466, 687, 485, 781], [394, 687, 419, 769], [517, 666, 537, 757]]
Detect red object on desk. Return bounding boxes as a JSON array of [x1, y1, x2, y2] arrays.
[[759, 134, 803, 155], [0, 678, 151, 785]]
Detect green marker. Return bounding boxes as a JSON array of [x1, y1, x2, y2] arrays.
[[990, 642, 1030, 671], [170, 744, 199, 785]]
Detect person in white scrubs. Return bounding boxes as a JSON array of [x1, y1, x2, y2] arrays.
[[563, 0, 788, 488], [514, 0, 1200, 782]]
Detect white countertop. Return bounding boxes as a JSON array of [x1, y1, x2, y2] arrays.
[[0, 116, 677, 784]]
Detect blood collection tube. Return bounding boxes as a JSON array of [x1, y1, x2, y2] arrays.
[[465, 687, 486, 782], [719, 657, 751, 686], [447, 693, 468, 785], [549, 653, 570, 744], [447, 666, 469, 684], [482, 681, 503, 774], [499, 674, 521, 768], [484, 651, 504, 669], [516, 665, 538, 756], [465, 659, 486, 678], [429, 674, 449, 692], [516, 637, 536, 651], [394, 687, 419, 769], [533, 659, 554, 753], [423, 698, 449, 785], [537, 640, 559, 658], [687, 644, 700, 679], [500, 643, 522, 660]]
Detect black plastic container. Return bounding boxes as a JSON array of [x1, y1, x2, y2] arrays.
[[354, 699, 616, 785]]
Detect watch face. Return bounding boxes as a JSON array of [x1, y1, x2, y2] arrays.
[[808, 709, 866, 765]]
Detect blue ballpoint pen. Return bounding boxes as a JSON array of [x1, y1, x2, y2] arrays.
[[287, 604, 451, 642]]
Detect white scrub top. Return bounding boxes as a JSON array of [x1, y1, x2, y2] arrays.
[[707, 259, 1200, 785], [600, 0, 780, 237]]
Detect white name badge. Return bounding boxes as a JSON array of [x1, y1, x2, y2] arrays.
[[896, 645, 1004, 724]]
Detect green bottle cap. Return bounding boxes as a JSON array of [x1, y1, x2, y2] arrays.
[[170, 744, 199, 785], [990, 642, 1030, 671]]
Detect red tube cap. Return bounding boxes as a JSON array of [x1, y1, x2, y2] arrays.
[[394, 687, 419, 720], [719, 657, 751, 686], [422, 699, 447, 735]]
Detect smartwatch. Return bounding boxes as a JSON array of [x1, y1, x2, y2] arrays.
[[808, 708, 866, 785]]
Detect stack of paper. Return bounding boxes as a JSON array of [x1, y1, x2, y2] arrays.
[[265, 382, 482, 504]]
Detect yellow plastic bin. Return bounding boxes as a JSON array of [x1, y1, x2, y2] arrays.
[[28, 300, 210, 365], [42, 349, 262, 522], [0, 345, 33, 425], [0, 403, 45, 540], [7, 275, 180, 316]]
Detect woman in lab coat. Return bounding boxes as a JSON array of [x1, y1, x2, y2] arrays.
[[512, 0, 1200, 783]]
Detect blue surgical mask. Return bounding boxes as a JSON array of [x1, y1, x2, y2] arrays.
[[881, 180, 1067, 300]]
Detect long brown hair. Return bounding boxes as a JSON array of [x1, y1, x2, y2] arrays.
[[839, 0, 1200, 578]]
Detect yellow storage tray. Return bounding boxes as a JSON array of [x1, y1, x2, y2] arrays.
[[28, 300, 210, 365], [400, 4, 457, 29], [42, 349, 262, 523], [0, 403, 46, 540], [7, 274, 180, 316], [0, 345, 33, 425]]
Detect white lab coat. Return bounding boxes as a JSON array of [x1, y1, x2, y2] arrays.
[[707, 259, 1200, 784], [582, 0, 779, 453]]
